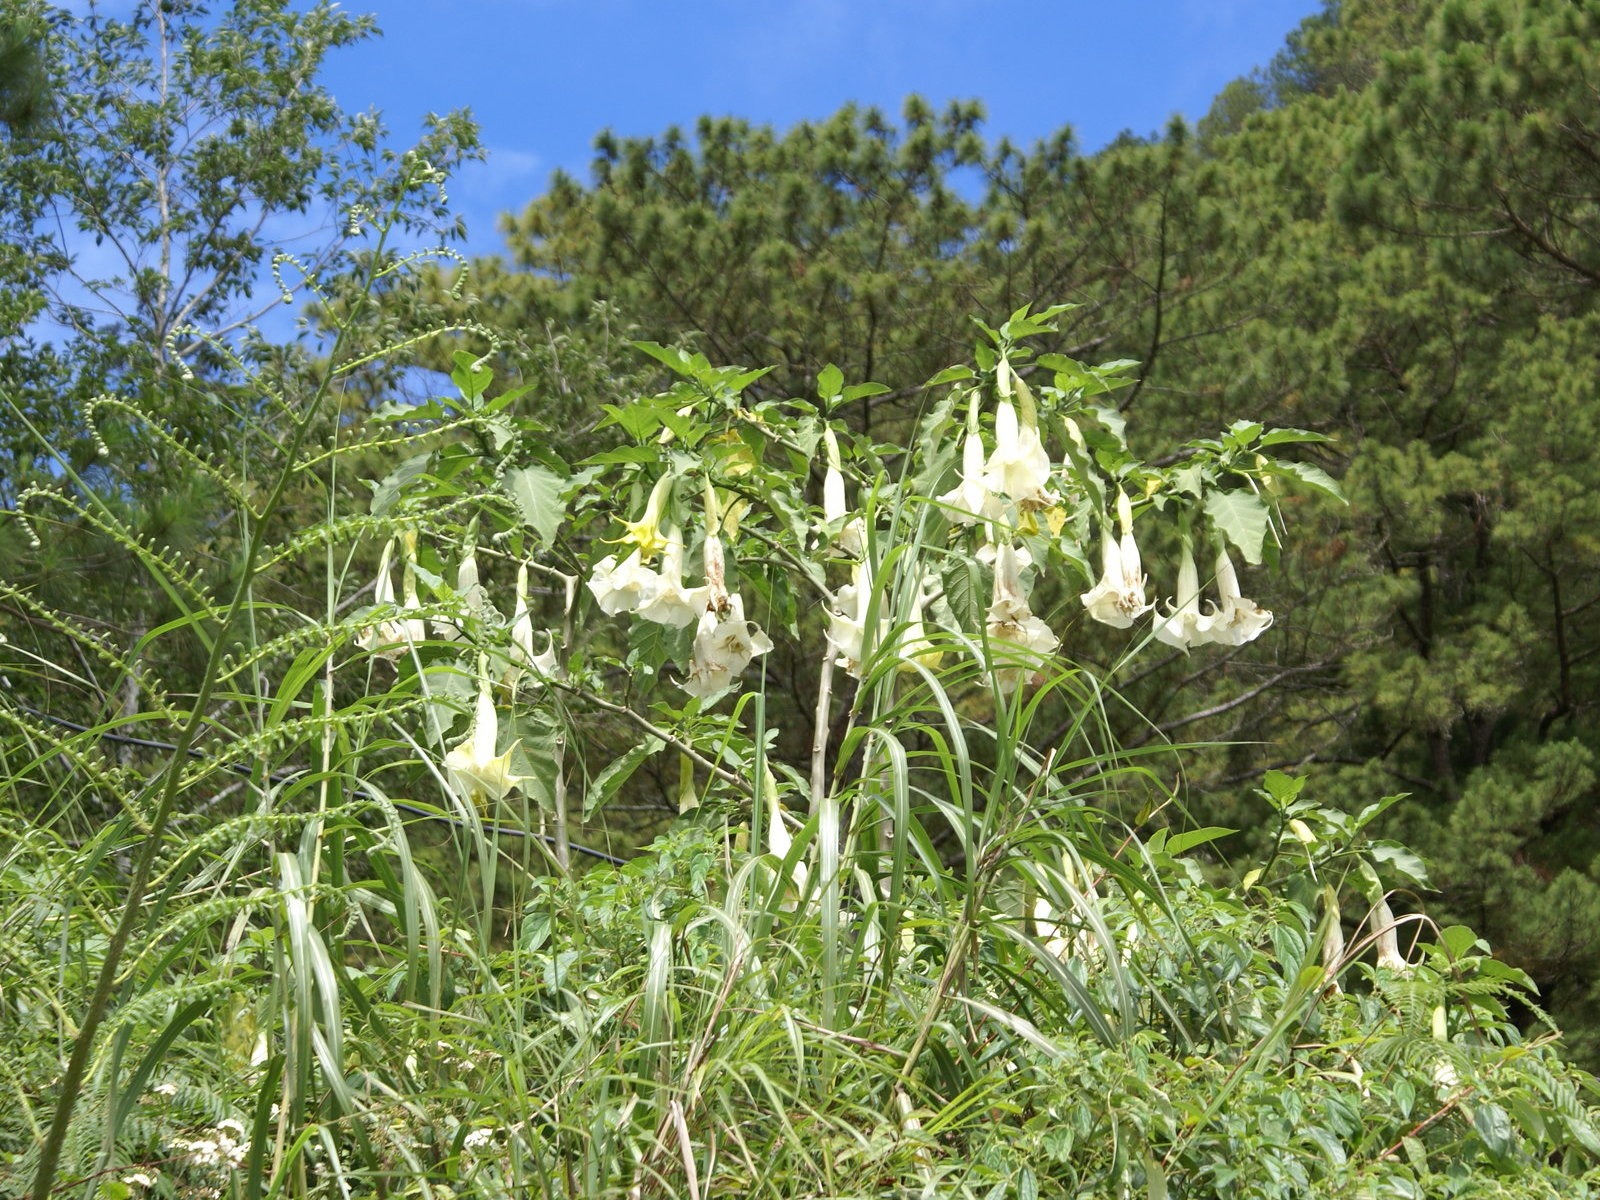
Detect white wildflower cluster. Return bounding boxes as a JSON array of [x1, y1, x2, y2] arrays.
[[176, 1117, 249, 1170]]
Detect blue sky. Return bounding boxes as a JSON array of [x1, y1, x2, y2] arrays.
[[321, 0, 1324, 258]]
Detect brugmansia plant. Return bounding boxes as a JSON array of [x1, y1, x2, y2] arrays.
[[5, 242, 1600, 1198]]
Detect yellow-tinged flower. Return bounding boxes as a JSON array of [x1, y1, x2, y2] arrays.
[[897, 578, 944, 672], [445, 658, 528, 805], [1080, 492, 1152, 629], [613, 473, 674, 561]]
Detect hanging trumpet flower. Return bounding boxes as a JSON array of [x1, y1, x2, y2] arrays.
[[1080, 491, 1152, 629], [985, 539, 1059, 691], [357, 532, 426, 659], [445, 654, 528, 806], [1206, 546, 1274, 646], [1154, 534, 1217, 651], [980, 361, 1056, 509]]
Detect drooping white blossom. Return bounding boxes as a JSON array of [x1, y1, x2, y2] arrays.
[[828, 558, 888, 678], [357, 533, 427, 658], [681, 594, 774, 699], [981, 398, 1055, 507], [985, 540, 1059, 690], [1079, 492, 1152, 629], [1206, 547, 1274, 646], [586, 548, 660, 616], [819, 427, 866, 556], [1154, 538, 1217, 650], [509, 562, 562, 683], [938, 427, 1003, 528], [636, 527, 712, 627]]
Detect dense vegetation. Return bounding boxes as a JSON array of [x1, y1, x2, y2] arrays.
[[3, 0, 1600, 1196]]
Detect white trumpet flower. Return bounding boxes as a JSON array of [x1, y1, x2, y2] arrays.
[[1372, 897, 1412, 974], [819, 427, 866, 556], [636, 527, 712, 628], [681, 594, 774, 700], [828, 558, 887, 678], [938, 427, 1003, 527], [509, 562, 561, 684], [357, 534, 426, 658], [586, 548, 660, 616], [445, 659, 528, 805], [981, 397, 1055, 507], [1206, 547, 1274, 646], [985, 540, 1059, 690], [1154, 538, 1217, 650], [434, 546, 491, 642], [1079, 492, 1152, 628]]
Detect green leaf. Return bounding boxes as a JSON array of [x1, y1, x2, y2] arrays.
[[940, 556, 985, 632], [923, 365, 975, 388], [816, 363, 843, 401], [1261, 770, 1307, 808], [1439, 925, 1486, 958], [1204, 489, 1272, 565], [1166, 826, 1236, 855], [1276, 459, 1346, 502], [842, 381, 890, 402], [450, 350, 493, 403], [1474, 1103, 1515, 1159], [1258, 427, 1331, 447], [503, 464, 566, 546], [585, 736, 665, 818], [369, 451, 430, 516]]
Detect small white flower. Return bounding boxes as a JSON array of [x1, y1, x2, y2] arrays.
[[681, 595, 773, 700], [1080, 492, 1152, 629], [1206, 547, 1273, 646], [586, 548, 660, 616], [938, 427, 1003, 527], [828, 559, 885, 678], [636, 527, 712, 628], [463, 1127, 496, 1150], [123, 1173, 156, 1191], [445, 659, 527, 804], [1372, 897, 1411, 974], [818, 428, 866, 556], [985, 540, 1059, 690], [357, 535, 427, 658], [1154, 538, 1217, 651], [509, 563, 563, 684]]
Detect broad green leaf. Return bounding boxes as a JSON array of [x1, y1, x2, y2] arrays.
[[1474, 1103, 1515, 1159], [585, 736, 665, 817], [503, 464, 566, 546], [816, 363, 843, 401], [1166, 826, 1237, 855], [941, 556, 985, 632], [1276, 459, 1346, 502], [450, 350, 492, 403], [1204, 488, 1271, 564], [923, 364, 975, 388], [370, 451, 430, 516], [1258, 427, 1332, 447]]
